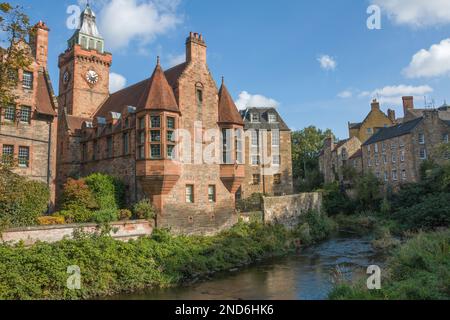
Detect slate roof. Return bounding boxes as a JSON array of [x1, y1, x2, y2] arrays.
[[349, 122, 362, 129], [240, 107, 290, 131], [363, 117, 423, 146], [135, 61, 179, 113], [36, 71, 57, 116], [218, 81, 244, 126], [95, 62, 187, 117], [349, 149, 362, 160]]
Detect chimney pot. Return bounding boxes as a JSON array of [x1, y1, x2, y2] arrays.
[[402, 96, 414, 116]]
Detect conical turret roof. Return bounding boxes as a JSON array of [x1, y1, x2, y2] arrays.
[[218, 79, 244, 126], [136, 58, 180, 113]]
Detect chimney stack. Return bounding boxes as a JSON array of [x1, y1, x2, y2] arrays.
[[387, 109, 396, 122], [371, 99, 380, 111], [186, 31, 207, 65], [30, 21, 49, 68], [402, 96, 414, 116]]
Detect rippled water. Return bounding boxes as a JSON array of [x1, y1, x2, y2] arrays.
[[109, 232, 384, 300]]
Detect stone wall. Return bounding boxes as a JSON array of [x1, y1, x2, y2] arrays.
[[1, 220, 153, 246], [263, 193, 322, 228]]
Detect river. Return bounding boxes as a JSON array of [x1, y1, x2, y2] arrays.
[[109, 232, 384, 300]]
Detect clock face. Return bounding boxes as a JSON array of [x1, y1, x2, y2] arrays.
[[63, 71, 70, 85], [85, 70, 99, 85]]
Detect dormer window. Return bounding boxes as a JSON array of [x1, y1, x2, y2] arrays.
[[251, 113, 260, 123], [268, 113, 277, 123]]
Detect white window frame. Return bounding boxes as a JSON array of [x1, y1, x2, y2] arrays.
[[418, 133, 425, 145]]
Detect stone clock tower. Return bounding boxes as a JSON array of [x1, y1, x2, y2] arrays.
[[56, 4, 112, 203], [58, 4, 111, 118]]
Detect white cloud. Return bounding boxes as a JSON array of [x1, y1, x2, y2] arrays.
[[98, 0, 182, 50], [359, 84, 433, 105], [371, 0, 450, 27], [403, 38, 450, 78], [167, 53, 185, 68], [235, 91, 280, 110], [338, 90, 352, 98], [317, 55, 337, 71], [109, 72, 127, 93]]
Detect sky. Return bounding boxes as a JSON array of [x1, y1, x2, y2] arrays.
[[7, 0, 450, 139]]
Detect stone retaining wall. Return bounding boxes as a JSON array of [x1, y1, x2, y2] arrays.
[[263, 193, 323, 228], [0, 220, 153, 246]]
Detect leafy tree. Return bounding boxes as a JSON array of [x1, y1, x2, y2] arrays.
[[354, 172, 381, 212], [0, 3, 33, 107], [292, 126, 335, 191]]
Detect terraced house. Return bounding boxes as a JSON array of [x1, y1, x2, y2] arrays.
[[0, 21, 58, 206], [56, 5, 250, 234], [362, 107, 450, 187]]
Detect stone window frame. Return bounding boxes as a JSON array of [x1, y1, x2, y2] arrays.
[[418, 133, 425, 145], [150, 144, 161, 159], [419, 148, 427, 160], [268, 113, 278, 123], [208, 185, 216, 203], [251, 155, 260, 166], [400, 150, 405, 162], [235, 128, 244, 164], [392, 153, 397, 163], [20, 106, 32, 124], [402, 170, 407, 181], [3, 105, 16, 122], [272, 155, 281, 166], [273, 174, 281, 185], [374, 143, 378, 154], [18, 146, 30, 168], [251, 113, 260, 123], [185, 185, 194, 203], [443, 133, 449, 144], [252, 174, 261, 185], [251, 130, 259, 147], [272, 130, 280, 147], [392, 169, 398, 181], [22, 71, 33, 90], [166, 116, 177, 160], [2, 144, 14, 165], [137, 115, 147, 160]]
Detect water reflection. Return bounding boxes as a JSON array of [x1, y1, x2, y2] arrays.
[[109, 233, 384, 300]]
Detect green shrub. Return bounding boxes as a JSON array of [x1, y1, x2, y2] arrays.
[[56, 206, 93, 224], [354, 172, 382, 212], [133, 199, 155, 220], [394, 193, 450, 231], [85, 173, 125, 211], [118, 209, 132, 221], [61, 178, 98, 211], [0, 168, 50, 227], [322, 182, 355, 216], [92, 209, 119, 224]]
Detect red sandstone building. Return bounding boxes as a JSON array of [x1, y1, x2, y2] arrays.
[[0, 21, 58, 206], [56, 5, 247, 234]]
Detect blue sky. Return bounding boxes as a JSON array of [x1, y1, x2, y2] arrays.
[[10, 0, 450, 139]]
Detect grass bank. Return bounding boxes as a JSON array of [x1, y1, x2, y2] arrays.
[[329, 229, 450, 300], [0, 211, 334, 300]]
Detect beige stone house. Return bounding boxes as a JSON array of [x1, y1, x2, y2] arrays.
[[348, 99, 397, 144], [238, 107, 293, 198], [0, 21, 58, 206], [319, 136, 362, 184]]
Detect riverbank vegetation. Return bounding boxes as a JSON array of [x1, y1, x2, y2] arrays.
[[0, 211, 334, 300], [325, 160, 450, 300], [329, 230, 450, 300]]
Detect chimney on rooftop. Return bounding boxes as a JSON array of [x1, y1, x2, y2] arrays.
[[186, 31, 207, 65], [402, 96, 414, 116], [371, 99, 380, 111], [30, 21, 50, 68], [387, 109, 396, 122]]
